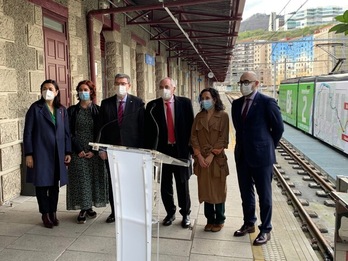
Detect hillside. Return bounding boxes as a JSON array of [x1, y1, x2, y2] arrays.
[[240, 13, 269, 32], [237, 24, 335, 42]]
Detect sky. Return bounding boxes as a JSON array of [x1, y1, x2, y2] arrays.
[[242, 0, 348, 20]]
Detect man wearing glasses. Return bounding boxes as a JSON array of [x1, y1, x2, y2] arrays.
[[99, 73, 145, 223], [231, 71, 284, 245]]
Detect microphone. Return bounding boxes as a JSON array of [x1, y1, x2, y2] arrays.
[[149, 103, 159, 151], [92, 104, 144, 151], [93, 118, 118, 151]]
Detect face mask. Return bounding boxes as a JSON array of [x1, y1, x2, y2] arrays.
[[160, 88, 172, 100], [241, 84, 253, 96], [79, 91, 90, 101], [42, 90, 55, 101], [201, 100, 214, 110], [115, 85, 127, 96]]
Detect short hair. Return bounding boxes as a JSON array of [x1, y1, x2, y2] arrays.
[[160, 77, 176, 87], [199, 87, 225, 111], [40, 79, 62, 108], [115, 73, 131, 84], [75, 80, 96, 101]]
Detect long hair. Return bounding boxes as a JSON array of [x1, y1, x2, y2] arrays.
[[75, 80, 96, 101], [40, 79, 62, 108], [199, 87, 225, 111]]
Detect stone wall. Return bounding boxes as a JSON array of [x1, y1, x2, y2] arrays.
[[0, 0, 193, 205]]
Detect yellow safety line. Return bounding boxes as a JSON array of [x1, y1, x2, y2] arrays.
[[250, 232, 265, 261]]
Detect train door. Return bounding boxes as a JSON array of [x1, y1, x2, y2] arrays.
[[42, 11, 70, 107]]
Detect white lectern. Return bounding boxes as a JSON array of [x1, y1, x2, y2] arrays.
[[90, 143, 189, 261]]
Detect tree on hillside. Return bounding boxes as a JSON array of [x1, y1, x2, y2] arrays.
[[329, 10, 348, 35]]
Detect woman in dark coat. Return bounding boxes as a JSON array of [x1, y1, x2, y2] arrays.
[[66, 80, 108, 224], [23, 79, 71, 228]]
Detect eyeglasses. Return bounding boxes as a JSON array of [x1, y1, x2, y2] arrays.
[[237, 80, 255, 86]]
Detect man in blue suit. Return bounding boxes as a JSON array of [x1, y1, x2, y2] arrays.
[[99, 73, 145, 223], [231, 71, 284, 245]]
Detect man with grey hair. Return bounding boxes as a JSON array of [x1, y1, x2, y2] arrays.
[[99, 73, 145, 223], [231, 71, 284, 245], [144, 77, 194, 228]]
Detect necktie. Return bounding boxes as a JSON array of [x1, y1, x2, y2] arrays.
[[118, 101, 124, 124], [165, 102, 175, 143], [242, 98, 250, 121]]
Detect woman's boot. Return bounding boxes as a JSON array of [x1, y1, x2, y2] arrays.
[[49, 212, 59, 226], [42, 213, 53, 228]]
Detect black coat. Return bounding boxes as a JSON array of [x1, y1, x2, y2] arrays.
[[99, 94, 145, 148], [144, 96, 194, 180]]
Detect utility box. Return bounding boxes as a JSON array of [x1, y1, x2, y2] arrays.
[[331, 176, 348, 261]]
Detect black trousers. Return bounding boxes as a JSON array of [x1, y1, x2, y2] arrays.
[[35, 158, 60, 214], [161, 144, 191, 217], [36, 185, 59, 214]]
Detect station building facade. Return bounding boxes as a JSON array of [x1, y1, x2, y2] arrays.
[[0, 0, 202, 204]]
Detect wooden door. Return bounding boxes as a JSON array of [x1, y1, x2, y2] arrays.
[[43, 14, 70, 107]]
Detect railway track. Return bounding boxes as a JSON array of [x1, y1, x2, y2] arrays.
[[275, 139, 336, 261]]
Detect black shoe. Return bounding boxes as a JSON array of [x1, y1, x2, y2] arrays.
[[253, 232, 271, 246], [106, 214, 115, 223], [233, 224, 255, 237], [181, 215, 191, 228], [86, 208, 97, 219], [163, 214, 175, 226], [77, 210, 87, 224]]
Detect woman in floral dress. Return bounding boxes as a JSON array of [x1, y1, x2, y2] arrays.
[[67, 80, 108, 223]]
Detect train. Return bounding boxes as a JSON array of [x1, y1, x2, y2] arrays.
[[278, 72, 348, 156]]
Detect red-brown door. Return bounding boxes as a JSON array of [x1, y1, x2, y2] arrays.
[[43, 14, 70, 107]]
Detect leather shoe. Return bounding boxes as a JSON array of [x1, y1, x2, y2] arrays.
[[211, 224, 224, 232], [49, 212, 59, 226], [233, 224, 255, 237], [163, 214, 175, 226], [106, 214, 115, 223], [253, 232, 271, 246], [42, 213, 53, 229], [204, 224, 214, 231], [181, 215, 191, 228]]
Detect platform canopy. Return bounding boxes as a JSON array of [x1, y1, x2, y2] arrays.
[[92, 0, 246, 82]]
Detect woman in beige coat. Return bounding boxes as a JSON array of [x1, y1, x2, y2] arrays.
[[191, 88, 229, 232]]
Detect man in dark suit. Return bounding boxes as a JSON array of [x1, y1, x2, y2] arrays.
[[231, 71, 284, 245], [99, 73, 145, 223], [144, 77, 194, 228]]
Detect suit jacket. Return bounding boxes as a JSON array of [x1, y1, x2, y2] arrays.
[[99, 94, 145, 148], [231, 91, 284, 168], [23, 100, 72, 186], [144, 96, 194, 180]]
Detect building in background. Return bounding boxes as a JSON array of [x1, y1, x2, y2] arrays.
[[284, 6, 344, 30]]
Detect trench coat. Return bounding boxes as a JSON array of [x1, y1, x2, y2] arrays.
[[190, 110, 229, 204], [23, 100, 71, 187]]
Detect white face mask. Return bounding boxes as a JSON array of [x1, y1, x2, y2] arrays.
[[42, 89, 55, 101], [241, 84, 253, 96], [160, 88, 172, 100], [115, 85, 127, 96]]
